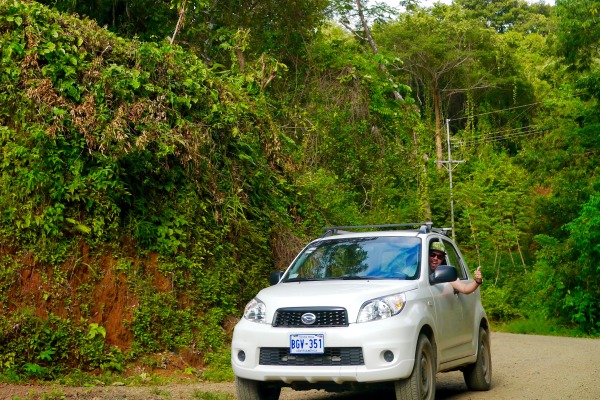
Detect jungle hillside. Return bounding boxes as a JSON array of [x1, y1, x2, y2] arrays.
[[0, 0, 598, 383]]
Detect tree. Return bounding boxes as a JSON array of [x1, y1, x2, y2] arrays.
[[37, 0, 330, 68], [531, 194, 600, 334], [454, 152, 531, 281], [555, 0, 600, 70], [36, 0, 178, 40], [331, 0, 406, 101], [376, 5, 497, 167], [455, 0, 553, 34]]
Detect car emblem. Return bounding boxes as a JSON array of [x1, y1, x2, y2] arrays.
[[301, 313, 317, 325]]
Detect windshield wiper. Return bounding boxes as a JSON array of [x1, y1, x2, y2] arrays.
[[286, 276, 385, 282], [334, 276, 384, 280], [284, 277, 320, 282]]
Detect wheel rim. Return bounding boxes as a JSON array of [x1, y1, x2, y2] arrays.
[[480, 337, 491, 384], [419, 351, 433, 399]]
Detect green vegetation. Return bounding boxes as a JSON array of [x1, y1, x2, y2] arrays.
[[191, 391, 234, 400], [0, 0, 598, 384], [494, 315, 588, 337]]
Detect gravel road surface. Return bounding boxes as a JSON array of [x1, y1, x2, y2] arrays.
[[2, 332, 599, 399]]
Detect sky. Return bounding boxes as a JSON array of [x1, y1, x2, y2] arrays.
[[378, 0, 452, 9], [379, 0, 555, 9]]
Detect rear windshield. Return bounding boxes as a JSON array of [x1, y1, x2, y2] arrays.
[[282, 236, 421, 282]]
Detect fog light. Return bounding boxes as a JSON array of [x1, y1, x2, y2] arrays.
[[238, 350, 246, 362], [383, 350, 394, 362]]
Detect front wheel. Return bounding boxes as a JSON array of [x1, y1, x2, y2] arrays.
[[235, 377, 282, 400], [463, 327, 492, 391], [395, 334, 436, 400]]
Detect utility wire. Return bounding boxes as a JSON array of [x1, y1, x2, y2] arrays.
[[459, 124, 541, 137], [449, 101, 542, 122], [454, 124, 541, 136], [441, 92, 587, 154], [456, 129, 546, 145], [451, 127, 547, 147], [447, 91, 586, 122]]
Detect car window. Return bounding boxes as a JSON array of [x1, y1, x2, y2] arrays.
[[442, 239, 467, 280], [284, 236, 422, 281]]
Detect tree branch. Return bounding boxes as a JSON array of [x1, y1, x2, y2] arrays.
[[170, 2, 187, 45], [355, 0, 404, 101]]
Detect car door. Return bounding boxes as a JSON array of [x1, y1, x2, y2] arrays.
[[429, 238, 475, 362], [443, 239, 477, 357]]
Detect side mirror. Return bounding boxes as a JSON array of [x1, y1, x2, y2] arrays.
[[269, 271, 284, 285], [430, 265, 458, 284]]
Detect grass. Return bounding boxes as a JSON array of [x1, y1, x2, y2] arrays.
[[492, 315, 593, 338], [191, 391, 234, 400], [0, 365, 231, 388], [150, 387, 171, 398]]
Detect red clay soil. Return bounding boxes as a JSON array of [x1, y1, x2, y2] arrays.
[[4, 243, 194, 358]]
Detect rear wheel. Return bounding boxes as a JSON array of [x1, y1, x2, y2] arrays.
[[463, 327, 492, 391], [395, 334, 436, 400], [235, 377, 282, 400]]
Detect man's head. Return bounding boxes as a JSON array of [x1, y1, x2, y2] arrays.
[[429, 241, 446, 270]]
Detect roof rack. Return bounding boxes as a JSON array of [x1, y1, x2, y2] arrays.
[[321, 223, 433, 237], [432, 227, 452, 237]]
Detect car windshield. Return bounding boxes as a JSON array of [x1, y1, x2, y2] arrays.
[[283, 236, 421, 282]]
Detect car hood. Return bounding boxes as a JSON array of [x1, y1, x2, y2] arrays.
[[255, 280, 419, 324]]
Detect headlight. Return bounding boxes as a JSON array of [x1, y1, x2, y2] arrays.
[[357, 293, 406, 323], [243, 298, 267, 323]]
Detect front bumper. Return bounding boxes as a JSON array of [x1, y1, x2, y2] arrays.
[[231, 316, 418, 384]]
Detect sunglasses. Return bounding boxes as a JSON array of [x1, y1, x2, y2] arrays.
[[430, 253, 445, 260]]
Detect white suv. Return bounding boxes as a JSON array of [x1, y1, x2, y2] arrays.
[[231, 224, 492, 400]]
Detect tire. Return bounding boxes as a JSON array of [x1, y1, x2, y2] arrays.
[[463, 327, 492, 391], [395, 334, 436, 400], [235, 377, 281, 400]]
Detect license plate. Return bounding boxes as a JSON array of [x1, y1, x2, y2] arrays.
[[289, 334, 325, 354]]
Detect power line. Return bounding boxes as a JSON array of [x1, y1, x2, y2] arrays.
[[453, 130, 545, 147], [447, 91, 587, 122], [449, 101, 542, 121], [439, 119, 546, 231], [451, 125, 548, 147], [472, 124, 540, 135]]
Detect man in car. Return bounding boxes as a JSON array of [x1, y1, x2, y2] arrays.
[[430, 242, 483, 295]]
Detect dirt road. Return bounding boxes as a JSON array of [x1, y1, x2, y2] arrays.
[[2, 332, 600, 399]]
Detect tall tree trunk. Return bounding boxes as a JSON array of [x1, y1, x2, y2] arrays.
[[356, 0, 379, 55], [433, 79, 443, 169], [419, 153, 432, 221], [355, 0, 403, 101], [170, 2, 187, 45]]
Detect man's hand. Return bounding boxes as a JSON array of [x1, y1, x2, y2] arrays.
[[474, 266, 483, 284]]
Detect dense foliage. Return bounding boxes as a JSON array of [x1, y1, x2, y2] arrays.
[[0, 0, 296, 380], [0, 0, 598, 382]]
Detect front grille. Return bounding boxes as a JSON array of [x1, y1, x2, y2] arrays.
[[273, 307, 348, 327], [259, 347, 364, 366]]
